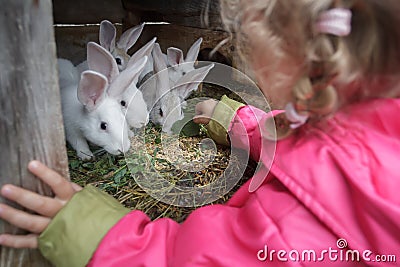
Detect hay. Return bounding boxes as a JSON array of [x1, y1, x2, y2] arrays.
[[68, 127, 256, 222], [68, 84, 258, 222]]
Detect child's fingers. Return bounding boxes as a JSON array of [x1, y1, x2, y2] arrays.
[[193, 115, 211, 125], [195, 99, 218, 117], [194, 101, 209, 115], [194, 100, 218, 125], [0, 204, 50, 234], [0, 233, 38, 249], [71, 182, 83, 192], [28, 161, 75, 200], [1, 185, 62, 217]]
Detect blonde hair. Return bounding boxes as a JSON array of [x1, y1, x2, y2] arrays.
[[221, 0, 400, 124]]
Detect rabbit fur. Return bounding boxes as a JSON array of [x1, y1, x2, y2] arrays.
[[138, 38, 203, 86], [86, 38, 156, 129], [166, 37, 203, 84], [77, 20, 145, 73], [58, 58, 138, 160], [140, 43, 214, 134]]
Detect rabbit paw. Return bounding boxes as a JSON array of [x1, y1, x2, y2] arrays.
[[77, 150, 94, 161], [128, 129, 135, 138]]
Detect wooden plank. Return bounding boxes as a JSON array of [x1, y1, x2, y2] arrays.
[[52, 0, 124, 24], [54, 24, 126, 65], [134, 24, 255, 82], [133, 24, 230, 63], [54, 23, 232, 67], [55, 22, 255, 83], [0, 0, 69, 266], [123, 0, 223, 30], [55, 25, 100, 64]]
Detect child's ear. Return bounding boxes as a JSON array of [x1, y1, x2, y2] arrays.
[[77, 71, 108, 111], [99, 20, 116, 52], [167, 47, 184, 66]]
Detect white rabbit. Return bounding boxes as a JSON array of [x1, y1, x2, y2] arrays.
[[166, 37, 203, 84], [58, 58, 80, 88], [100, 20, 146, 71], [58, 54, 147, 160], [140, 43, 214, 134], [138, 38, 203, 86], [77, 20, 145, 73], [86, 38, 156, 129], [58, 60, 129, 160]]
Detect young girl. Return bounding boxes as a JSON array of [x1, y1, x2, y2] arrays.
[[1, 0, 400, 266]]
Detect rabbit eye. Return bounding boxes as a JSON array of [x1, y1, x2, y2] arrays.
[[100, 122, 107, 130], [159, 108, 164, 117], [120, 100, 126, 107], [182, 71, 187, 76], [116, 58, 122, 65]]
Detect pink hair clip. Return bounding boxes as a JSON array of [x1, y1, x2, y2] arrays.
[[285, 102, 309, 129], [315, 8, 352, 37]]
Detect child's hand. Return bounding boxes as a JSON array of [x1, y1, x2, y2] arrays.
[[193, 99, 219, 125], [0, 161, 82, 249]]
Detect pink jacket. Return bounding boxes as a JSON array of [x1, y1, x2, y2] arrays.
[[88, 98, 400, 266]]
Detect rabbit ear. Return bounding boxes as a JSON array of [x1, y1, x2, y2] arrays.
[[108, 56, 148, 97], [167, 47, 184, 66], [116, 23, 145, 52], [152, 43, 170, 97], [174, 63, 214, 100], [78, 70, 108, 111], [87, 42, 119, 84], [99, 20, 116, 52], [153, 43, 168, 72], [127, 37, 157, 68], [185, 37, 203, 63]]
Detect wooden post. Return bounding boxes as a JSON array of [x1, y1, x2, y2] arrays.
[[0, 0, 69, 266]]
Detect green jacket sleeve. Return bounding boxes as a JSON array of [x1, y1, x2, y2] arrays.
[[206, 95, 245, 146], [38, 185, 130, 267]]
